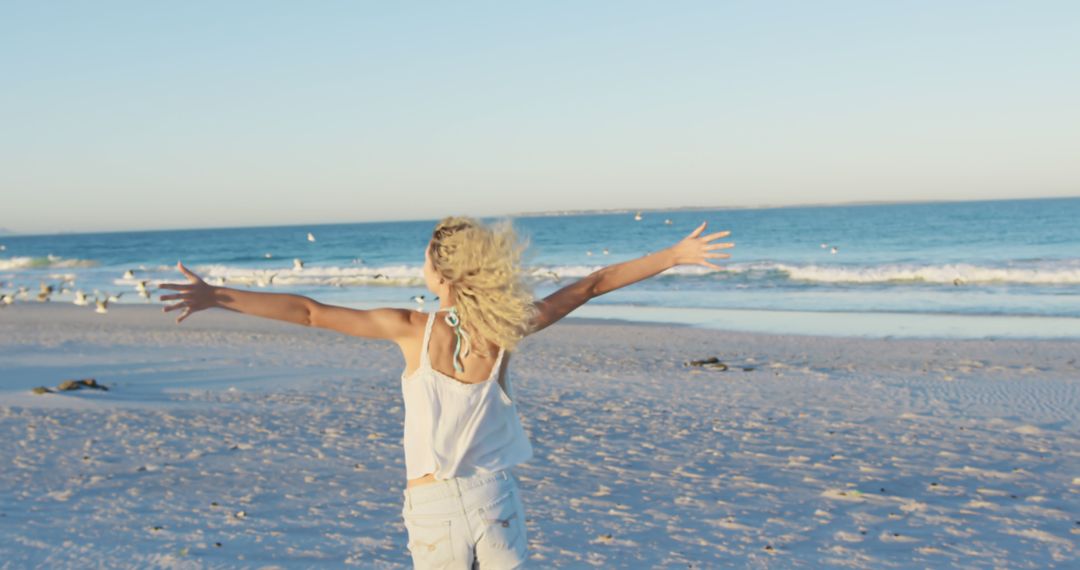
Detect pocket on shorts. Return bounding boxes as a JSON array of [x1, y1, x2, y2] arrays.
[[403, 515, 454, 567], [475, 487, 526, 551]]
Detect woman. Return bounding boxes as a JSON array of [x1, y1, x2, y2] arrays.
[[159, 216, 732, 569]]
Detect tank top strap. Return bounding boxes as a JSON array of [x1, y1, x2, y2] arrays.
[[420, 310, 437, 368], [488, 346, 506, 381], [493, 346, 513, 400]]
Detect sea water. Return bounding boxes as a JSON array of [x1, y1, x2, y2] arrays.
[[3, 197, 1079, 338]]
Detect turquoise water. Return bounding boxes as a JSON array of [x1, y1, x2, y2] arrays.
[[3, 197, 1079, 338]]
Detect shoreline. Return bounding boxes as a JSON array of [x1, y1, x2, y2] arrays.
[[6, 300, 1080, 339], [8, 298, 1080, 340], [3, 303, 1078, 408]]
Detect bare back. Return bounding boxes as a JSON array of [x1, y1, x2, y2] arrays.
[[399, 309, 510, 386]]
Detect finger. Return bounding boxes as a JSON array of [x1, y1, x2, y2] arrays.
[[163, 302, 185, 312], [158, 283, 191, 290], [177, 307, 191, 324], [687, 221, 707, 239], [701, 230, 731, 241], [705, 242, 735, 250], [159, 293, 184, 301], [700, 261, 724, 270], [177, 261, 200, 282], [705, 253, 731, 259]]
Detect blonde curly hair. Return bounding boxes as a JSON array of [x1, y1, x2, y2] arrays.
[[428, 216, 539, 356]]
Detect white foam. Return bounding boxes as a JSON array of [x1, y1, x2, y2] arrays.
[[0, 255, 99, 270], [756, 261, 1080, 285], [9, 255, 1080, 288]]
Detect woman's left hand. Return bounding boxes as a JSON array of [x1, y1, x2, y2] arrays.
[[158, 261, 218, 323], [667, 221, 734, 270]]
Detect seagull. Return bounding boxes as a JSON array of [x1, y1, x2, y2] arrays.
[[953, 278, 964, 286], [73, 290, 90, 306], [307, 232, 316, 242], [1, 293, 14, 305], [821, 243, 828, 249], [585, 250, 593, 256], [264, 252, 273, 259], [546, 271, 561, 283], [123, 269, 135, 279], [94, 297, 108, 314], [411, 295, 426, 310], [602, 248, 610, 255], [16, 286, 29, 300], [134, 281, 151, 301], [664, 219, 673, 225], [293, 258, 304, 271], [37, 282, 54, 302], [634, 211, 643, 221], [830, 246, 838, 254]]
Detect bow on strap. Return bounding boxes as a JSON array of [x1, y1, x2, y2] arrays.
[[443, 307, 471, 373]]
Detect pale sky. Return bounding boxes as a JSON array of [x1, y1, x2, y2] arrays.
[[2, 1, 1077, 235]]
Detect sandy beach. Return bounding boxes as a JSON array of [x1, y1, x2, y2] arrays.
[[1, 303, 1077, 568]]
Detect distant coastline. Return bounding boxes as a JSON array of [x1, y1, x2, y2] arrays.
[[507, 195, 1079, 218]]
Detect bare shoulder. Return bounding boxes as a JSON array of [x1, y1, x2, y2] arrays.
[[394, 309, 428, 345], [405, 309, 429, 335], [307, 302, 417, 341]]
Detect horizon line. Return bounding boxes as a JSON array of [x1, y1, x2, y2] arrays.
[[2, 194, 1077, 239]]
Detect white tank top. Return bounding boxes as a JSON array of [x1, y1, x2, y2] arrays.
[[400, 310, 533, 480]]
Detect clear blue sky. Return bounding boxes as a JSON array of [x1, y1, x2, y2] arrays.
[[2, 1, 1077, 235]]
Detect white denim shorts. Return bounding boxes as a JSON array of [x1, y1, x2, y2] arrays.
[[401, 468, 529, 569]]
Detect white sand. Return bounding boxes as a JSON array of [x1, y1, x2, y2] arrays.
[[1, 303, 1078, 568]]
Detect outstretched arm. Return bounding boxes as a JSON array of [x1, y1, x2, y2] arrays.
[[212, 286, 313, 325], [159, 261, 412, 340], [528, 221, 733, 334]]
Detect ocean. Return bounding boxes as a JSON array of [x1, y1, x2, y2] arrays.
[[3, 197, 1079, 338]]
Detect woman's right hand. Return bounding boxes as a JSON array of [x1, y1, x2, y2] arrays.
[[158, 261, 217, 324], [667, 221, 734, 270]]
